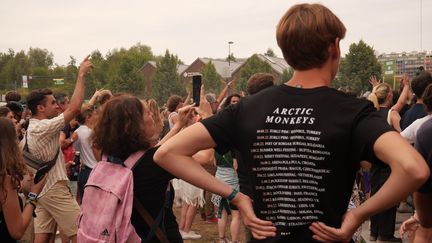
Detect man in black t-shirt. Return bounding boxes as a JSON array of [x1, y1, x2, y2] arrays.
[[155, 4, 430, 243], [400, 72, 432, 130], [412, 118, 432, 241]]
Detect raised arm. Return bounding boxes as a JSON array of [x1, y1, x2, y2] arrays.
[[368, 75, 382, 89], [217, 79, 234, 104], [157, 104, 194, 146], [87, 89, 101, 107], [392, 74, 410, 112], [183, 90, 191, 106], [63, 56, 92, 124], [390, 110, 402, 132]]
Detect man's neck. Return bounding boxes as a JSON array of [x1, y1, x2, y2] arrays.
[[286, 68, 332, 89], [416, 98, 424, 104], [32, 113, 48, 120]]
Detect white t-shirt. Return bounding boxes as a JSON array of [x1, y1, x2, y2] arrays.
[[168, 111, 178, 129], [73, 125, 98, 168], [401, 114, 432, 144]]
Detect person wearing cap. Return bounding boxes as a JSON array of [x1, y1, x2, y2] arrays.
[[6, 101, 24, 122]]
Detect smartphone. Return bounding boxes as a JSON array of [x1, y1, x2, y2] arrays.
[[192, 75, 202, 105], [34, 164, 51, 183]]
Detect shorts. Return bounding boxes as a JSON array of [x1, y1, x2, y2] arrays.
[[34, 181, 80, 237]]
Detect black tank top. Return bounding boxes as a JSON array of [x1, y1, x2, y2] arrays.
[[0, 210, 16, 243]]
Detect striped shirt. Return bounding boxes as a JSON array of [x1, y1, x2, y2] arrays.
[[24, 114, 69, 197]]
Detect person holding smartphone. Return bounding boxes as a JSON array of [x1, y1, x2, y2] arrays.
[[23, 56, 92, 243]]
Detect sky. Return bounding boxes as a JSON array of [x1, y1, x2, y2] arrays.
[[1, 0, 431, 66]]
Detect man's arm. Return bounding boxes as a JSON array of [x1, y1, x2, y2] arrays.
[[154, 123, 276, 239], [216, 79, 234, 104], [87, 89, 101, 107], [392, 74, 410, 112], [310, 132, 429, 242], [63, 56, 92, 124]]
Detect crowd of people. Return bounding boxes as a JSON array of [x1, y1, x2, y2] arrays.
[[0, 3, 431, 243]]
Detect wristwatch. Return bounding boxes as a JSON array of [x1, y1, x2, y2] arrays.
[[27, 192, 38, 201]]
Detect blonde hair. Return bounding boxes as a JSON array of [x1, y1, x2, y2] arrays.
[[367, 83, 392, 110]]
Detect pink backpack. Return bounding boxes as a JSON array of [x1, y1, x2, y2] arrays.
[[77, 150, 145, 243]]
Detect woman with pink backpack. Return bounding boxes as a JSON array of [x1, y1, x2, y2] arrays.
[[78, 94, 212, 243]]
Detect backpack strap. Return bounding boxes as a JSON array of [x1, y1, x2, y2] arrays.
[[23, 131, 60, 170], [101, 150, 145, 168], [133, 197, 169, 243], [124, 150, 146, 169]]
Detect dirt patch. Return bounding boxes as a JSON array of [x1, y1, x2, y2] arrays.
[[173, 206, 247, 243]]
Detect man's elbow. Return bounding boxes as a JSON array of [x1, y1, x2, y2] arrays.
[[154, 146, 169, 165], [11, 228, 25, 240], [410, 157, 430, 188]]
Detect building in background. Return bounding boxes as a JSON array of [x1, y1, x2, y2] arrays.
[[378, 51, 432, 88], [139, 54, 291, 97]]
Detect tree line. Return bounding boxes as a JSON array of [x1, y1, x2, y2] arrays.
[[0, 40, 382, 105]]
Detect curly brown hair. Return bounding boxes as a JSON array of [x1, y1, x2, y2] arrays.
[[0, 118, 26, 202], [92, 94, 151, 160], [166, 95, 183, 112]]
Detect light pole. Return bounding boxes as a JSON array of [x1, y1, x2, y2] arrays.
[[420, 0, 423, 51], [228, 41, 234, 66]]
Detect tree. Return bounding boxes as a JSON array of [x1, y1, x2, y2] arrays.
[[278, 68, 293, 84], [236, 54, 272, 92], [265, 48, 276, 57], [226, 53, 237, 63], [109, 57, 145, 95], [105, 43, 154, 97], [153, 50, 185, 104], [28, 47, 53, 69], [0, 51, 30, 90], [87, 50, 107, 95], [0, 49, 17, 89], [335, 40, 382, 94], [201, 61, 221, 94], [26, 48, 54, 89]]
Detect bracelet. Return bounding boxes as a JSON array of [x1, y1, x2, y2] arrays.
[[226, 188, 239, 201]]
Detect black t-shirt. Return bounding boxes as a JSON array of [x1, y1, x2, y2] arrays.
[[130, 147, 182, 243], [415, 118, 432, 193], [201, 85, 392, 242], [401, 103, 427, 130], [61, 124, 72, 139], [235, 150, 254, 198]]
